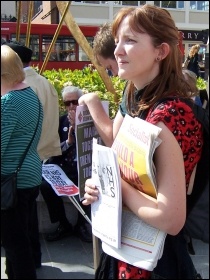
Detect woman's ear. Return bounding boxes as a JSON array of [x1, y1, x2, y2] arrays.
[[158, 43, 170, 60]]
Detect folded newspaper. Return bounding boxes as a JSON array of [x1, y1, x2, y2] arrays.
[[102, 207, 166, 271], [91, 138, 122, 249], [92, 114, 167, 270], [112, 114, 163, 198]]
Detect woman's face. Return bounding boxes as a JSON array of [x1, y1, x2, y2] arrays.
[[114, 16, 160, 89]]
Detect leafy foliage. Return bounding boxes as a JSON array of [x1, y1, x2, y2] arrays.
[[196, 76, 207, 90], [42, 67, 125, 119], [39, 67, 207, 118]]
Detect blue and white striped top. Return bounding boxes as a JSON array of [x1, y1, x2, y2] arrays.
[[1, 87, 44, 189]]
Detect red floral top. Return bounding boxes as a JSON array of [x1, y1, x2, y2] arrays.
[[117, 99, 203, 279], [147, 99, 203, 188]]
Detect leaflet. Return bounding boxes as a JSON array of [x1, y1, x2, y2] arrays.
[[42, 163, 79, 196]]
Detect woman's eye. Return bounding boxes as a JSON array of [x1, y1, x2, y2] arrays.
[[127, 38, 135, 42]]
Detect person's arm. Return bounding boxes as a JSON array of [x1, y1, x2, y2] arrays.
[[121, 122, 186, 235], [78, 92, 115, 147], [83, 121, 186, 236], [194, 53, 199, 63], [60, 126, 75, 152]]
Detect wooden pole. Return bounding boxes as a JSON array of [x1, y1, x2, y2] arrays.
[[93, 235, 100, 271], [16, 1, 22, 42], [39, 1, 71, 75], [56, 1, 117, 102], [25, 1, 34, 47]]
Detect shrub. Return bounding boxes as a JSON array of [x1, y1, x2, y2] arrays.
[[42, 67, 125, 119], [40, 67, 207, 118]]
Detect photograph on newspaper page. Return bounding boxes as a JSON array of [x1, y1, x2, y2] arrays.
[[42, 163, 79, 196], [75, 102, 109, 200]]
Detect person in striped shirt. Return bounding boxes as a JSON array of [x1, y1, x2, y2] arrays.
[[1, 45, 44, 279]]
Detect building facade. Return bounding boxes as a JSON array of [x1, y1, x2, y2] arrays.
[[1, 1, 209, 71]]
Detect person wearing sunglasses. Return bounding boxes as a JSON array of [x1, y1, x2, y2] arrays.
[[40, 85, 92, 243]]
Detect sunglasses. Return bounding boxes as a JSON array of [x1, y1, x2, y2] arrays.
[[63, 100, 78, 106]]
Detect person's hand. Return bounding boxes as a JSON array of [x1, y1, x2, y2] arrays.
[[82, 178, 99, 205], [67, 109, 76, 130]]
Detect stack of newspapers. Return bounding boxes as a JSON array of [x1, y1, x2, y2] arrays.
[[91, 114, 167, 271]]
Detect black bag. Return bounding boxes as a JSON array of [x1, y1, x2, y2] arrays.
[[1, 172, 18, 210], [95, 252, 118, 279], [184, 99, 209, 244]]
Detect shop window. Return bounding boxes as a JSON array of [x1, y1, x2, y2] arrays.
[[11, 34, 40, 61], [154, 1, 184, 9], [79, 37, 93, 61], [42, 36, 76, 62], [83, 1, 100, 3], [190, 1, 209, 10]]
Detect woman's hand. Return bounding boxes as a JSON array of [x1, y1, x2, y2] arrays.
[[82, 178, 99, 205]]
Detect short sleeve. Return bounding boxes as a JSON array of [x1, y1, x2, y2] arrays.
[[146, 99, 203, 188]]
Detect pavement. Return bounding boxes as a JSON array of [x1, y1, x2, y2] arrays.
[[1, 232, 96, 279], [1, 233, 209, 279]]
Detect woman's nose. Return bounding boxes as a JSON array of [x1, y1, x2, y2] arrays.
[[114, 44, 119, 57], [114, 41, 123, 57]]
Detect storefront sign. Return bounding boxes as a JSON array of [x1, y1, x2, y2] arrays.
[[179, 30, 203, 41]]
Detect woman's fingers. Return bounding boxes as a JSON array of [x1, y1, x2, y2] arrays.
[[82, 180, 99, 205]]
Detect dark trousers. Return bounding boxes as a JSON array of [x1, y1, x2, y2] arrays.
[[40, 179, 91, 226], [1, 186, 40, 279]]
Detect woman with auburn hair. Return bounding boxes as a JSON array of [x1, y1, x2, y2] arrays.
[[1, 45, 43, 279], [79, 4, 203, 279]]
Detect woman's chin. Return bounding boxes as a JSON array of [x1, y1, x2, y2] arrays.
[[118, 70, 127, 80]]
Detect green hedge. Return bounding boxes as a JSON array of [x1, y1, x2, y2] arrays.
[[40, 67, 125, 119], [39, 67, 207, 118]]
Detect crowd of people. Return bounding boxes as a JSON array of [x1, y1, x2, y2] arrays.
[[40, 85, 92, 243], [1, 43, 92, 279], [1, 3, 208, 280]]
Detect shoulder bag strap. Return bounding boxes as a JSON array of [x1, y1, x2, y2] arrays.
[[16, 100, 41, 173]]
